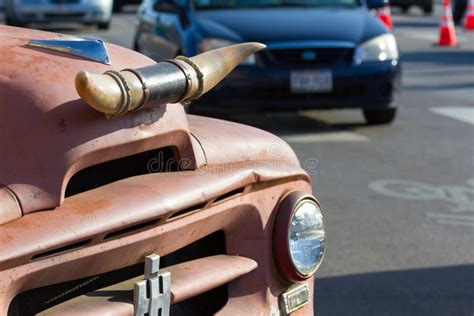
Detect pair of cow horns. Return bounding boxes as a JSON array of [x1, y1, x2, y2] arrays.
[[75, 42, 266, 117]]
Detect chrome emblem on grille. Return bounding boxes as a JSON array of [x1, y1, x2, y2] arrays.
[[134, 254, 171, 316], [301, 50, 317, 61]]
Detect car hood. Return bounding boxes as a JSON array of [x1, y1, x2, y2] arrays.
[[195, 7, 386, 45]]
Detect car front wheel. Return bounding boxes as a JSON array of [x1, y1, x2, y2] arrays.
[[113, 0, 123, 12], [363, 108, 397, 125], [5, 15, 24, 27], [452, 0, 467, 23], [400, 5, 410, 13], [97, 21, 110, 30], [423, 1, 433, 14]]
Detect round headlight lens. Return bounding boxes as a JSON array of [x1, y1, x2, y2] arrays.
[[288, 200, 325, 276]]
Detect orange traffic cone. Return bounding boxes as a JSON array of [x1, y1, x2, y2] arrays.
[[464, 0, 474, 30], [377, 5, 393, 30], [438, 0, 457, 46]]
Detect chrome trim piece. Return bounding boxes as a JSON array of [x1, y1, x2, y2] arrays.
[[134, 254, 171, 316], [267, 40, 356, 50], [280, 283, 310, 315], [28, 35, 110, 65]]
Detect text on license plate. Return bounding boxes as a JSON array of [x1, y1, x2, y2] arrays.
[[290, 70, 333, 93]]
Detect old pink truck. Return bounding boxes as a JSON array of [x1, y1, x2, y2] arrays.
[[0, 25, 325, 315]]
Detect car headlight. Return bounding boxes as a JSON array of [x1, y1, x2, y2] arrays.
[[84, 0, 111, 5], [353, 33, 399, 64], [199, 38, 256, 65], [274, 192, 326, 282]]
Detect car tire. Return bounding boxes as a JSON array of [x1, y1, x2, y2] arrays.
[[423, 2, 433, 14], [183, 103, 195, 114], [113, 0, 123, 12], [133, 40, 140, 52], [363, 108, 397, 125], [5, 14, 24, 27], [452, 0, 467, 24], [98, 21, 110, 30]]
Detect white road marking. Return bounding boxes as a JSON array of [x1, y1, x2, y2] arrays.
[[282, 131, 368, 143], [370, 178, 474, 228], [430, 107, 474, 125], [401, 30, 438, 42]]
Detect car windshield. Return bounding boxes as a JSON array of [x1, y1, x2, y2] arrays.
[[194, 0, 360, 9]]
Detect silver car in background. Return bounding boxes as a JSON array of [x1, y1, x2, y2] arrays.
[[4, 0, 113, 29]]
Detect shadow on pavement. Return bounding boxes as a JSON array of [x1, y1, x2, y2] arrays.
[[402, 51, 474, 65], [395, 21, 440, 28], [315, 265, 474, 316], [403, 82, 474, 91], [192, 110, 368, 137]]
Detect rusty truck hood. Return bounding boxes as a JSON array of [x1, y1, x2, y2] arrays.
[[0, 26, 303, 216], [0, 26, 196, 213]]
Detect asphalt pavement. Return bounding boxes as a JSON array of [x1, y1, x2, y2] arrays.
[[1, 6, 473, 316]]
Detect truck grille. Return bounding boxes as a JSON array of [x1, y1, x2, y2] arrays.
[[259, 48, 354, 66], [8, 231, 227, 316]]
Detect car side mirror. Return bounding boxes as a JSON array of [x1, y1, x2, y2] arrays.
[[366, 0, 388, 9], [153, 0, 181, 13]]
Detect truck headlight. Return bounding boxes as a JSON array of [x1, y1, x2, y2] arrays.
[[199, 38, 256, 65], [289, 199, 325, 276], [274, 192, 326, 282], [353, 33, 399, 64]]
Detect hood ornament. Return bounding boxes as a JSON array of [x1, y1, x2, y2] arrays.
[[28, 34, 110, 65], [75, 42, 266, 118]]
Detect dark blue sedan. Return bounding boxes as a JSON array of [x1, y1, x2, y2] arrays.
[[134, 0, 401, 124]]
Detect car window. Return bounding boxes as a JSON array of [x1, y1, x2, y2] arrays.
[[194, 0, 360, 9]]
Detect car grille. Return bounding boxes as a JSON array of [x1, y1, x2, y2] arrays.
[[259, 48, 354, 66], [242, 84, 367, 99]]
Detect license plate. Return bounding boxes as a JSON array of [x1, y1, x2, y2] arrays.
[[290, 70, 333, 93]]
